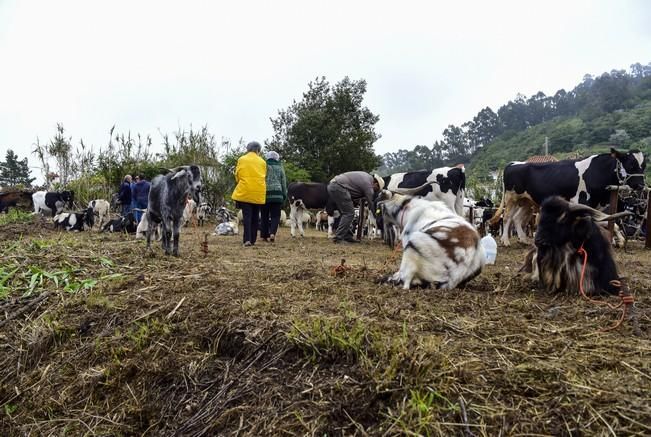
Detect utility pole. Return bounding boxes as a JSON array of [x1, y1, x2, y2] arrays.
[[543, 136, 549, 155]]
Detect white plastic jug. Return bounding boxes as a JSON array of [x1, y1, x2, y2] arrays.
[[480, 234, 497, 265]]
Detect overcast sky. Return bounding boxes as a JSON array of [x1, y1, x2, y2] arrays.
[[1, 0, 650, 176]]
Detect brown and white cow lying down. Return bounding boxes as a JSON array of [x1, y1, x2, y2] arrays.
[[521, 196, 630, 295], [377, 191, 485, 290]]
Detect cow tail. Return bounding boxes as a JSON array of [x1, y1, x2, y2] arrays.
[[488, 180, 506, 227]]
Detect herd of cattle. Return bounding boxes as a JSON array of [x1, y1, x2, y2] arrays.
[[0, 149, 647, 294]]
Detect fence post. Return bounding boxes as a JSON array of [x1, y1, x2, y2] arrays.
[[357, 200, 365, 241], [608, 188, 618, 244]]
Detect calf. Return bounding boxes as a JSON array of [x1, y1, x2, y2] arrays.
[[53, 207, 94, 231], [378, 190, 485, 290], [522, 196, 628, 295], [103, 212, 137, 233], [146, 165, 202, 256], [0, 191, 33, 213], [87, 199, 111, 230], [33, 190, 74, 216]]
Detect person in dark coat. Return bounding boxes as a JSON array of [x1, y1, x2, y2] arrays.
[[132, 174, 151, 223], [260, 151, 287, 242], [118, 175, 133, 216]]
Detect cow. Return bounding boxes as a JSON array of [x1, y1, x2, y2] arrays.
[[53, 207, 95, 231], [521, 196, 630, 295], [491, 149, 646, 246], [146, 165, 202, 256], [0, 191, 33, 213], [287, 182, 337, 238], [87, 199, 111, 230], [377, 190, 484, 290], [103, 212, 137, 233], [383, 166, 466, 216], [32, 190, 75, 217]]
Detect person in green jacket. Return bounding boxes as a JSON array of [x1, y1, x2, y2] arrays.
[[260, 151, 287, 242]]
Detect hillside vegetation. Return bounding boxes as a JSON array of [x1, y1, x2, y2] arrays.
[[380, 62, 651, 181], [469, 101, 651, 177]]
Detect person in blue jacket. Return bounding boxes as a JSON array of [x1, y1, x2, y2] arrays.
[[132, 174, 151, 223], [118, 175, 132, 216]]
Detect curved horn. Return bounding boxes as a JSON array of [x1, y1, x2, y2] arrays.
[[567, 202, 633, 222]]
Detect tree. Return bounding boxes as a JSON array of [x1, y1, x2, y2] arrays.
[[268, 76, 381, 182], [441, 124, 469, 164], [0, 149, 35, 187]]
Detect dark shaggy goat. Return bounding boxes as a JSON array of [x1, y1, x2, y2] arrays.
[[146, 165, 202, 256], [522, 196, 629, 295]]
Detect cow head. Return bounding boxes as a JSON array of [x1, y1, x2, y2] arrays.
[[611, 148, 646, 190], [171, 165, 203, 203]]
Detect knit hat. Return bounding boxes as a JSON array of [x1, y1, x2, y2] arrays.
[[373, 174, 385, 190], [265, 151, 280, 161]]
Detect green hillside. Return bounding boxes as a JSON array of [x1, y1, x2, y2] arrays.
[[379, 62, 651, 181], [468, 101, 651, 178]]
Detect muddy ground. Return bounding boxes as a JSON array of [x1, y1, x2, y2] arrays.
[[1, 218, 650, 436]]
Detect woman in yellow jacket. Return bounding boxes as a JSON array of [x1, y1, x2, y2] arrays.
[[232, 141, 267, 246]]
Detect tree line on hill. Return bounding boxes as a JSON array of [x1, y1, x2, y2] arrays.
[[379, 62, 651, 175]]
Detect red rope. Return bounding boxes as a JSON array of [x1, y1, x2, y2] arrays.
[[577, 243, 634, 332]]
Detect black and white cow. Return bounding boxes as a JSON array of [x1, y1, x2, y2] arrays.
[[287, 182, 337, 238], [146, 165, 202, 256], [491, 149, 646, 246], [53, 207, 94, 231], [32, 190, 75, 217], [383, 166, 466, 216], [102, 212, 137, 233]]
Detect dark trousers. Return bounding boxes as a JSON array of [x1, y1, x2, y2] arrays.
[[134, 199, 147, 223], [239, 202, 260, 244], [327, 182, 355, 240], [260, 203, 282, 238]]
